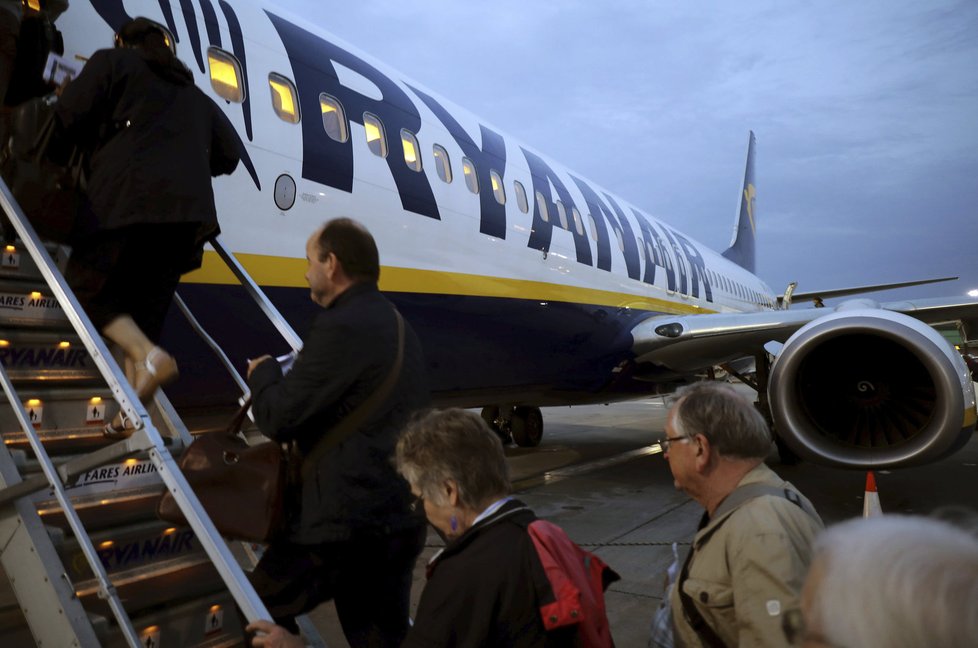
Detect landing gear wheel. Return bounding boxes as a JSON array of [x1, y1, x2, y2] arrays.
[[511, 406, 543, 447], [481, 406, 511, 444]]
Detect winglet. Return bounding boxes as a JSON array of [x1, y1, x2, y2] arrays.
[[722, 131, 757, 273]]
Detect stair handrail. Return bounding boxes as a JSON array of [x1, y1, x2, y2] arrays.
[[0, 177, 272, 630], [208, 235, 303, 353], [173, 235, 302, 401]]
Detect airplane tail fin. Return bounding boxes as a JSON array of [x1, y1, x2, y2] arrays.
[[721, 130, 757, 273]]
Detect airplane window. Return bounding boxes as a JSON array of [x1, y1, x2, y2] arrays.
[[268, 74, 299, 124], [615, 227, 624, 252], [363, 112, 387, 157], [587, 213, 598, 241], [571, 207, 584, 236], [401, 129, 422, 172], [555, 201, 569, 229], [462, 158, 479, 193], [514, 181, 529, 213], [207, 48, 244, 102], [646, 241, 656, 264], [490, 170, 506, 205], [535, 191, 549, 222], [319, 94, 348, 142], [433, 144, 452, 183]]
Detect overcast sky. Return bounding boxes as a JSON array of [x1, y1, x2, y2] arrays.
[[291, 0, 978, 302]]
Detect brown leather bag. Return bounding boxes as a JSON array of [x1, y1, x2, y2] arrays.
[[157, 398, 288, 542]]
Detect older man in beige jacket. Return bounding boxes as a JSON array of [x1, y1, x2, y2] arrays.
[[662, 382, 823, 647]]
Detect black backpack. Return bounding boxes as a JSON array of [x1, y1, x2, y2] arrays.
[[0, 94, 89, 243], [3, 13, 64, 107]]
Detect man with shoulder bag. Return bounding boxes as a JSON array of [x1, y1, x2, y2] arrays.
[[245, 218, 429, 648], [659, 382, 823, 647]]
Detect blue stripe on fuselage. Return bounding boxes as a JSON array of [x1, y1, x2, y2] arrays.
[[162, 284, 674, 409]]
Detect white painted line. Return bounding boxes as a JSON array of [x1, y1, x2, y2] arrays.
[[515, 443, 663, 491]]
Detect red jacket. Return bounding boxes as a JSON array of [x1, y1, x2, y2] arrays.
[[528, 519, 618, 647]]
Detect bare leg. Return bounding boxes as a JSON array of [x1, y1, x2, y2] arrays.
[[102, 315, 178, 436], [102, 315, 156, 368]]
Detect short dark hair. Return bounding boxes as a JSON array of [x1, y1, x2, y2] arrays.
[[315, 218, 380, 283], [669, 382, 772, 459], [395, 409, 510, 509]]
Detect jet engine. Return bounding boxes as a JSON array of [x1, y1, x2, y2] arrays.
[[768, 307, 977, 469]]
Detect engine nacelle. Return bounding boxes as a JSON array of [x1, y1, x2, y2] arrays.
[[769, 308, 977, 469]]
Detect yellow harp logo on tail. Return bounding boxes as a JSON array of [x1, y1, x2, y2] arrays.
[[743, 184, 757, 234]]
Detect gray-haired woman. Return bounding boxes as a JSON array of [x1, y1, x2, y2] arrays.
[[396, 408, 618, 648], [246, 409, 619, 647]]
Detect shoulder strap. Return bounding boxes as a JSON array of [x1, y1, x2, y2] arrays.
[[299, 308, 405, 480], [676, 481, 818, 647], [710, 482, 818, 524]]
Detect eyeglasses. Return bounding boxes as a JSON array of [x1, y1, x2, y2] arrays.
[[660, 435, 691, 453], [409, 492, 425, 512]]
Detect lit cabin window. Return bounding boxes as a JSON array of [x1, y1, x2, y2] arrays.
[[401, 129, 422, 172], [363, 112, 387, 157], [556, 201, 568, 229], [207, 48, 244, 102], [571, 207, 584, 236], [319, 94, 348, 142], [490, 170, 505, 205], [268, 74, 299, 124], [514, 181, 529, 213], [535, 191, 549, 222], [587, 213, 598, 241], [462, 157, 479, 193], [615, 228, 624, 252], [432, 144, 452, 183]]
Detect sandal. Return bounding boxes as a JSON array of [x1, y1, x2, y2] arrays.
[[134, 346, 179, 403], [104, 411, 137, 439]]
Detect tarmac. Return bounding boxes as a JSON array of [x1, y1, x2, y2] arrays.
[[307, 394, 978, 647]]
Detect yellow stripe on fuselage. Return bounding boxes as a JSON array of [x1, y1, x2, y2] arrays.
[[182, 251, 713, 315]]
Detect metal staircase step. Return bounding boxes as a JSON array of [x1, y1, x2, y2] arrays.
[[91, 591, 244, 648], [0, 241, 70, 280], [0, 330, 98, 384], [57, 519, 207, 586], [0, 386, 119, 440], [36, 484, 168, 532], [74, 554, 226, 618]]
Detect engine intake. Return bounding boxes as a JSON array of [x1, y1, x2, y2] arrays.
[[769, 309, 976, 469]]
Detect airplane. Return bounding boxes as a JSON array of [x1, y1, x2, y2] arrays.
[[15, 0, 978, 470]]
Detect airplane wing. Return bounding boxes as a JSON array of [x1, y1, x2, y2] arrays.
[[781, 276, 958, 306], [631, 295, 978, 373]]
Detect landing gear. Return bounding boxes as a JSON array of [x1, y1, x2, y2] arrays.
[[511, 406, 543, 447], [481, 405, 511, 444], [754, 353, 799, 465], [480, 405, 544, 447]]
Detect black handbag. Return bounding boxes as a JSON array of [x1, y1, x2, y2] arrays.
[[0, 95, 88, 243]]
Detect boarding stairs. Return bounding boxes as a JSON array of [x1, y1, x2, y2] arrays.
[[0, 176, 319, 647]]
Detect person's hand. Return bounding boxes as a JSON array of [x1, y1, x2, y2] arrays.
[[247, 355, 273, 379], [245, 620, 304, 648]]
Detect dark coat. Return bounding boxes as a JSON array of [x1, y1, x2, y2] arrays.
[[404, 500, 581, 648], [248, 283, 429, 544], [55, 47, 239, 232]]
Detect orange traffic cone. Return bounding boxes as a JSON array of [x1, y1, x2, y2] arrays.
[[863, 471, 883, 517]]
